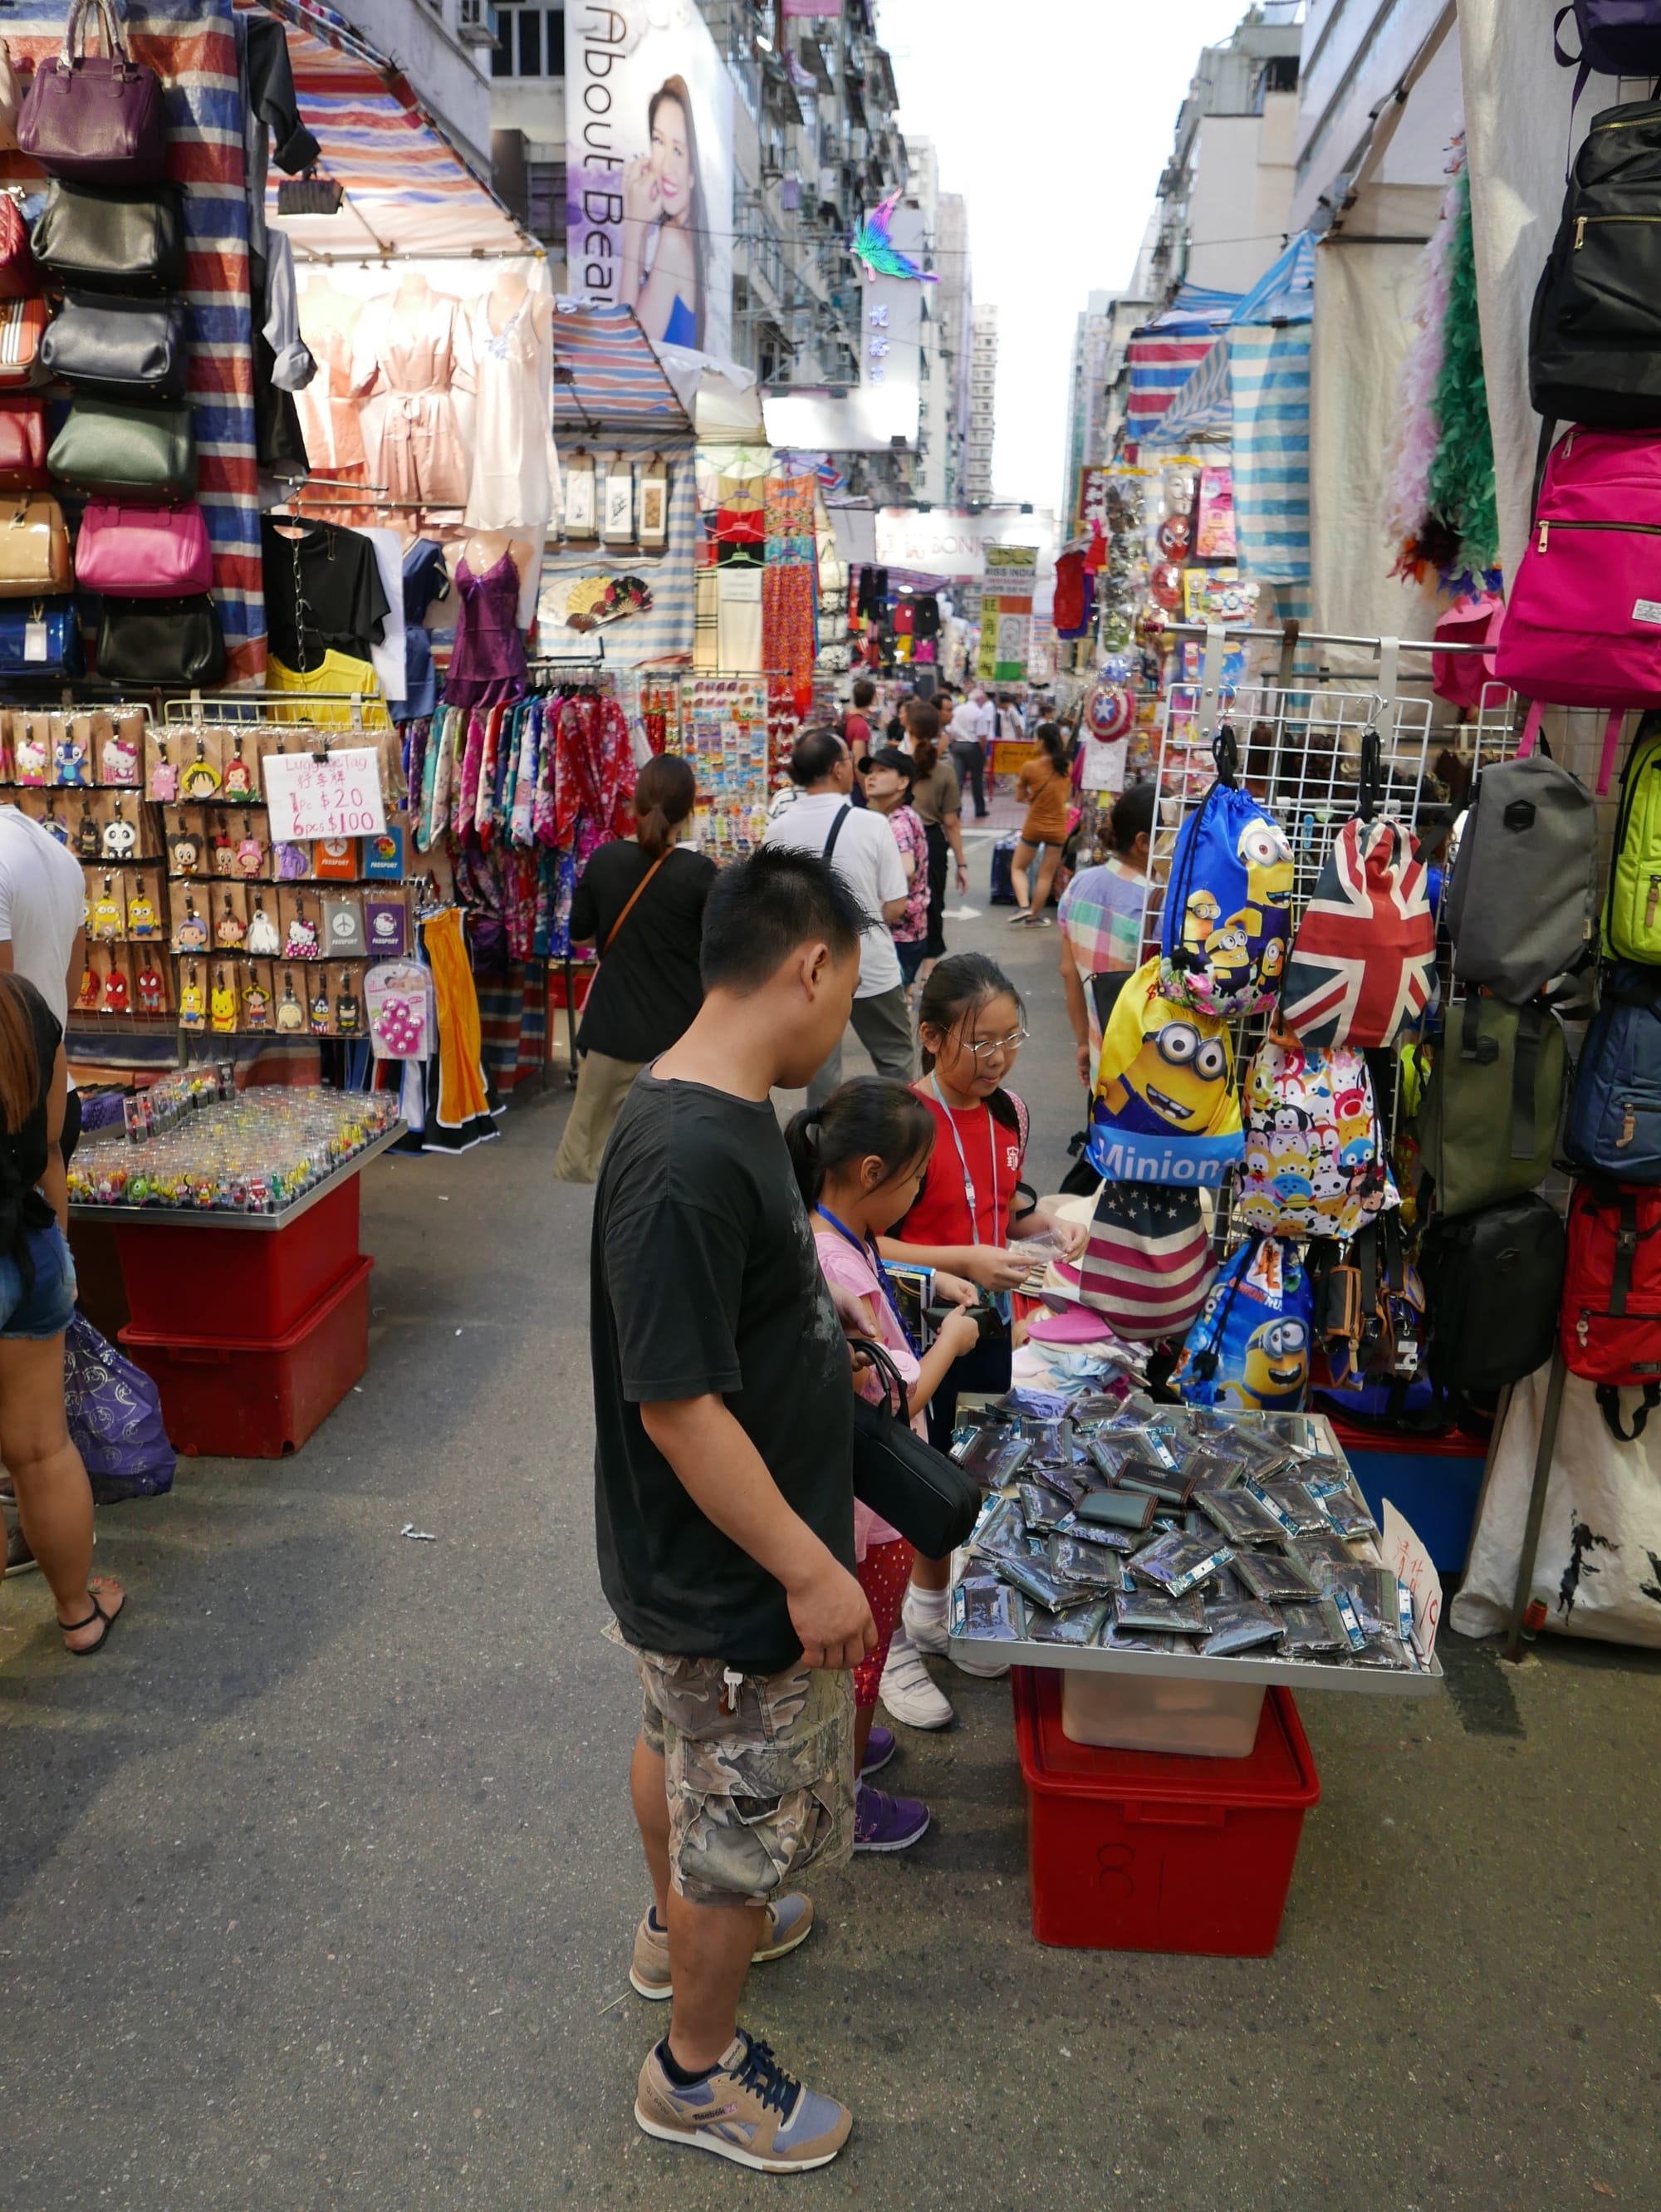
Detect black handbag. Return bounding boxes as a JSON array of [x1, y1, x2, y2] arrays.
[[850, 1338, 982, 1559], [39, 293, 190, 400], [31, 178, 186, 294], [96, 593, 226, 687]]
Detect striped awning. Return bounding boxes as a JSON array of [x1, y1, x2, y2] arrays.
[[243, 0, 535, 258], [1125, 334, 1218, 427], [550, 304, 693, 431]]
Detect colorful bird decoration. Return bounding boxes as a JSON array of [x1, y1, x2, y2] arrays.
[[850, 189, 938, 282]]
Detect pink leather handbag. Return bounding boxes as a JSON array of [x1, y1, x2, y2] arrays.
[[75, 497, 212, 598]]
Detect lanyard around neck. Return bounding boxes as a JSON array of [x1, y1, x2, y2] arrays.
[[815, 1204, 918, 1353], [929, 1072, 998, 1247]]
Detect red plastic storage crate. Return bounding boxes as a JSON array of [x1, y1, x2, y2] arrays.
[[113, 1178, 363, 1343], [1012, 1666, 1320, 1956], [119, 1256, 373, 1459]]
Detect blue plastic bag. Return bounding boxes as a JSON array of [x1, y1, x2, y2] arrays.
[[63, 1313, 174, 1503]]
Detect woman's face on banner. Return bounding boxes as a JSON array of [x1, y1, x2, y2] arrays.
[[650, 97, 692, 218]]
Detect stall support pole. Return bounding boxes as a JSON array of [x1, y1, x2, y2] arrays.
[[563, 952, 579, 1090], [1502, 1348, 1568, 1664]]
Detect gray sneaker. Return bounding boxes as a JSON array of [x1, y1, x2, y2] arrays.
[[629, 1892, 813, 2000], [635, 2031, 851, 2171]]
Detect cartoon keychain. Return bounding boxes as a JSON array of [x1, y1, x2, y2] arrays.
[[135, 961, 166, 1015], [152, 734, 179, 803], [284, 896, 319, 959], [40, 800, 70, 847], [55, 727, 90, 787], [76, 801, 100, 859], [276, 971, 305, 1032], [103, 964, 129, 1014], [168, 822, 200, 875], [223, 735, 255, 802], [241, 969, 272, 1032], [127, 875, 159, 938], [309, 981, 333, 1034], [102, 796, 138, 861], [215, 892, 246, 949], [212, 824, 236, 876], [175, 894, 208, 951], [335, 968, 361, 1036], [15, 721, 47, 785], [76, 964, 101, 1012], [91, 874, 123, 941], [101, 719, 140, 787], [209, 967, 237, 1032], [246, 893, 280, 955], [179, 962, 205, 1028], [274, 840, 308, 882], [235, 812, 265, 878], [182, 736, 221, 801]]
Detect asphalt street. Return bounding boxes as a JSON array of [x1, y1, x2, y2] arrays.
[[2, 822, 1659, 2210]]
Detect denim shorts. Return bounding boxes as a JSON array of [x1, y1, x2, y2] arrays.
[[0, 1221, 77, 1341]]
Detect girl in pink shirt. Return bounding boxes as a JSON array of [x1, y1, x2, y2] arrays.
[[786, 1079, 980, 1853]]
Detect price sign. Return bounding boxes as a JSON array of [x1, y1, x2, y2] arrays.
[[1381, 1500, 1443, 1663], [262, 748, 386, 843]]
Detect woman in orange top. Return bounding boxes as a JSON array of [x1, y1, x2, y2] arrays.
[[1010, 721, 1072, 926]]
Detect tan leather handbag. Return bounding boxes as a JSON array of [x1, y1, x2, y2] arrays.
[[0, 493, 72, 596]]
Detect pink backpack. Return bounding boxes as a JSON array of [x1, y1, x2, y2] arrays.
[[1493, 428, 1661, 790]]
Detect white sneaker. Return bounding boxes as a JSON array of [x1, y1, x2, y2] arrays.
[[879, 1626, 956, 1730], [947, 1639, 1012, 1681], [901, 1587, 951, 1655]]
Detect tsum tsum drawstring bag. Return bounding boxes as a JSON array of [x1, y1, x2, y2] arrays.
[[1087, 957, 1244, 1187], [1160, 728, 1293, 1018], [1232, 1028, 1396, 1241]]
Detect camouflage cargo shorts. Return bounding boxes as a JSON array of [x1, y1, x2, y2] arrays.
[[616, 1628, 855, 1909]]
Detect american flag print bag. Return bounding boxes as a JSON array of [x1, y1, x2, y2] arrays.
[[1281, 814, 1435, 1049], [1075, 1180, 1217, 1346]]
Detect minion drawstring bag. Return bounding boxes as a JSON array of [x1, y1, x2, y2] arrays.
[[1173, 1234, 1314, 1411], [1159, 731, 1293, 1018], [1087, 957, 1244, 1186]]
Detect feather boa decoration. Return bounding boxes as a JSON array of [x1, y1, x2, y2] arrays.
[[1426, 162, 1499, 581], [1380, 151, 1463, 554]]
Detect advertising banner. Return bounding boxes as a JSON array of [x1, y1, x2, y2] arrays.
[[1077, 463, 1109, 537], [875, 506, 1059, 583], [763, 198, 925, 452], [981, 542, 1035, 681], [566, 0, 734, 362]]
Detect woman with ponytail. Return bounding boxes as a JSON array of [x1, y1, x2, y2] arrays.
[[554, 754, 717, 1181]]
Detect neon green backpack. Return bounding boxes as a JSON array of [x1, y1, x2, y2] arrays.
[[1607, 714, 1661, 962]]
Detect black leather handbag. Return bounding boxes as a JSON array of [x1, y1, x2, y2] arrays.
[[40, 294, 189, 400], [850, 1339, 982, 1558], [96, 593, 225, 687], [31, 178, 186, 294]]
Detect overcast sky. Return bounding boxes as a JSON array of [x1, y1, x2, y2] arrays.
[[879, 0, 1256, 514]]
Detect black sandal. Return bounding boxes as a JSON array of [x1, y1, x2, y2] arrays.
[[60, 1587, 121, 1656]]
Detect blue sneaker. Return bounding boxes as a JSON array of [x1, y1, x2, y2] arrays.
[[635, 2031, 851, 2170], [860, 1724, 897, 1775], [853, 1782, 931, 1852]]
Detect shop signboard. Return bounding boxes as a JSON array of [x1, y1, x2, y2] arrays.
[[982, 543, 1035, 682], [874, 506, 1059, 583], [762, 198, 924, 452], [565, 0, 736, 362], [1077, 463, 1108, 537]]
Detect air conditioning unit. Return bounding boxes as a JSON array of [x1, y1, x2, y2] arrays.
[[458, 0, 498, 49]]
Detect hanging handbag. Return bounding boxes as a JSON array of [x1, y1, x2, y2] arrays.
[[1414, 991, 1567, 1219], [75, 497, 211, 597], [0, 493, 71, 596], [849, 1337, 982, 1558], [17, 0, 168, 187], [0, 40, 22, 153], [31, 178, 185, 294], [96, 593, 225, 687], [0, 400, 47, 493], [0, 192, 38, 301], [0, 597, 81, 673], [47, 395, 195, 498], [0, 294, 47, 389], [40, 293, 189, 401]]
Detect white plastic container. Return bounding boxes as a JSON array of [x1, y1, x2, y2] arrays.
[[1060, 1666, 1266, 1759]]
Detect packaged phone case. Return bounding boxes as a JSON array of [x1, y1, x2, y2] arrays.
[[952, 1581, 1020, 1642], [1026, 1601, 1111, 1647], [1017, 1480, 1077, 1534], [1128, 1529, 1235, 1596], [1200, 1600, 1285, 1656], [1231, 1547, 1321, 1605], [1252, 1479, 1330, 1537], [1196, 1484, 1287, 1547], [1275, 1599, 1350, 1659], [997, 1554, 1091, 1615], [1052, 1511, 1137, 1554], [1289, 1524, 1357, 1570], [1046, 1536, 1124, 1591], [1114, 1587, 1207, 1634], [1315, 1479, 1376, 1540]]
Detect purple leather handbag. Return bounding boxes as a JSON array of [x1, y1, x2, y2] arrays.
[[76, 497, 212, 597], [17, 0, 167, 188]]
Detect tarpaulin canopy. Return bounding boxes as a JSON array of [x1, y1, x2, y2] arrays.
[[244, 0, 535, 258], [1124, 289, 1244, 430], [549, 303, 693, 433], [1150, 234, 1316, 444]]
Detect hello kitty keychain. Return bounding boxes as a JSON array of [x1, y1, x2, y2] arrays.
[[15, 723, 47, 786], [284, 898, 319, 959], [101, 724, 140, 787]]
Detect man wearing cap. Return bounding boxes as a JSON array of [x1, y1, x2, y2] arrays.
[[858, 745, 930, 989]]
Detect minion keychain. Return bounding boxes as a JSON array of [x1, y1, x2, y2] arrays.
[[91, 873, 123, 941], [127, 875, 159, 937], [210, 966, 237, 1032], [179, 962, 205, 1028], [182, 736, 221, 801]]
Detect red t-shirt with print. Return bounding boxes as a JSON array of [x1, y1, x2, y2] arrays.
[[900, 1085, 1027, 1248]]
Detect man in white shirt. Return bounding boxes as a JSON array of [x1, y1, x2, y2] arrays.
[[762, 729, 914, 1107], [947, 688, 989, 821]]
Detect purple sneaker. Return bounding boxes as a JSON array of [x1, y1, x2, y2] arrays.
[[860, 1725, 897, 1777], [853, 1783, 931, 1852]]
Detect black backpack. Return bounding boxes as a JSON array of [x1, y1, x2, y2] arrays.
[[1531, 98, 1661, 429], [1419, 1195, 1566, 1397]]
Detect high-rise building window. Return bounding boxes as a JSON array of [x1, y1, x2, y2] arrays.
[[491, 4, 565, 80]]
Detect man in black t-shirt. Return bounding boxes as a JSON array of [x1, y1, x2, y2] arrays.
[[591, 846, 876, 2173]]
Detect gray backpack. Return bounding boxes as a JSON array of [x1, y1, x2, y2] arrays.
[[1444, 749, 1599, 1003]]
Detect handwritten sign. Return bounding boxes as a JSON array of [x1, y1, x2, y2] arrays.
[[1381, 1500, 1442, 1664], [262, 748, 385, 843]]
